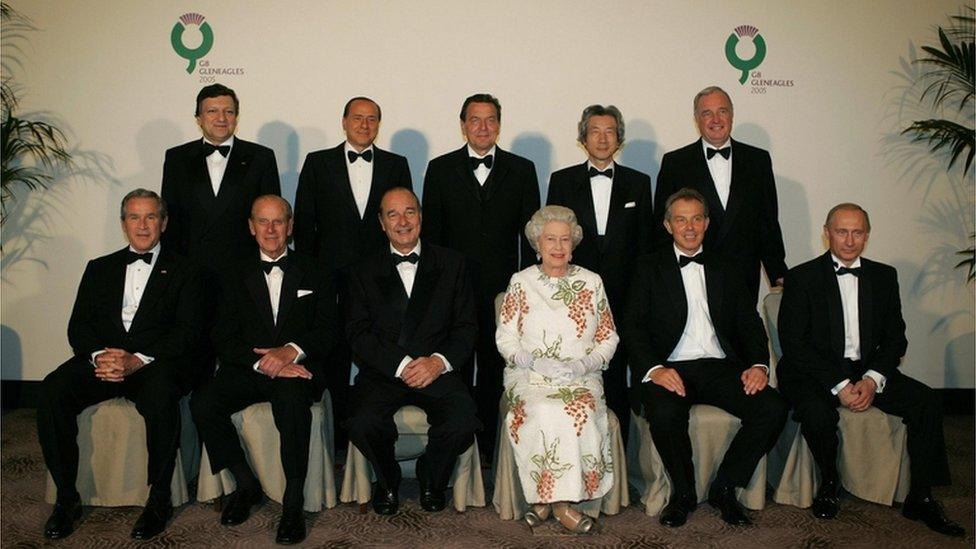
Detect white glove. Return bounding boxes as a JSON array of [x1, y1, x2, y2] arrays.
[[532, 357, 575, 385], [565, 353, 607, 377], [511, 351, 534, 369]]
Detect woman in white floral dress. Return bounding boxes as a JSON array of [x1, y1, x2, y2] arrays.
[[496, 205, 619, 534]]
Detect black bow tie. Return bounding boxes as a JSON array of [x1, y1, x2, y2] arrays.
[[203, 143, 231, 157], [706, 147, 730, 160], [588, 166, 613, 179], [469, 155, 494, 170], [835, 265, 861, 277], [348, 149, 373, 163], [126, 251, 153, 265], [678, 253, 705, 268], [261, 258, 287, 274], [392, 252, 419, 265]]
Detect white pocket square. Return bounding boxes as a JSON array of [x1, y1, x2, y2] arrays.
[[625, 201, 637, 208], [297, 290, 314, 298]]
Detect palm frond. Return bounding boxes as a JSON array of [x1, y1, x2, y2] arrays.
[[902, 119, 975, 174]]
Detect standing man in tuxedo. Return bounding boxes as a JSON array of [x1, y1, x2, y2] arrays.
[[345, 187, 480, 515], [547, 104, 653, 443], [777, 203, 963, 536], [422, 93, 539, 460], [293, 96, 412, 455], [624, 188, 787, 528], [37, 189, 202, 540], [191, 195, 338, 544], [653, 86, 787, 305]]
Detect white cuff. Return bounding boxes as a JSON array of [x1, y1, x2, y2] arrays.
[[395, 355, 413, 378], [253, 360, 262, 372], [641, 364, 664, 383], [90, 350, 106, 367], [134, 352, 154, 365], [752, 364, 769, 376], [864, 370, 886, 393], [432, 353, 452, 374], [831, 378, 851, 395], [286, 342, 306, 363]]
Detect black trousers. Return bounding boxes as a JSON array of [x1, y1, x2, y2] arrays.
[[36, 357, 185, 504], [463, 289, 505, 460], [638, 359, 788, 499], [345, 374, 480, 491], [190, 367, 321, 496], [782, 368, 950, 491]]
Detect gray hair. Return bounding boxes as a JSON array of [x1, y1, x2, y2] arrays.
[[664, 188, 709, 220], [524, 205, 584, 253], [693, 85, 733, 114], [251, 194, 293, 220], [825, 202, 871, 232], [120, 188, 167, 219], [577, 104, 625, 145]]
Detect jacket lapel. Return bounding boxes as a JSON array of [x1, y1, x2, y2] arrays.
[[857, 262, 874, 362], [190, 142, 217, 208], [127, 249, 174, 333], [820, 253, 846, 359], [661, 253, 688, 333], [244, 261, 276, 336], [690, 142, 725, 228], [206, 142, 254, 234], [604, 167, 628, 243], [378, 255, 408, 321], [717, 140, 745, 243], [274, 257, 301, 339], [703, 254, 723, 323], [572, 163, 599, 235], [452, 147, 483, 202], [481, 149, 510, 203], [328, 145, 362, 222], [398, 250, 441, 347], [109, 250, 128, 334]]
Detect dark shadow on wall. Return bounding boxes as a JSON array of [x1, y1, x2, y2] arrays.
[[1, 325, 22, 381], [259, 122, 300, 205], [510, 133, 551, 202], [620, 119, 660, 192], [390, 129, 429, 199]]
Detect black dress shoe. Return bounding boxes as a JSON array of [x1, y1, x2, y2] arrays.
[[43, 500, 82, 539], [373, 486, 399, 515], [902, 497, 965, 537], [130, 502, 172, 540], [418, 480, 447, 512], [707, 485, 751, 526], [811, 479, 839, 520], [659, 493, 695, 527], [275, 508, 306, 545], [220, 488, 264, 525]]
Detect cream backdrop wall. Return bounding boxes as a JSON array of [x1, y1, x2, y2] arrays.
[[2, 0, 972, 388]]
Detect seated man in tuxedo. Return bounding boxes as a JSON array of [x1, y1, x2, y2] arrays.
[[345, 187, 480, 515], [37, 189, 202, 540], [190, 195, 338, 545], [623, 187, 787, 527], [777, 203, 963, 537]]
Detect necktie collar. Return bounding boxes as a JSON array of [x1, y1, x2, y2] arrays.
[[203, 143, 231, 158], [261, 257, 288, 274], [126, 250, 153, 265], [392, 252, 419, 265], [835, 265, 861, 277], [678, 253, 705, 268], [588, 166, 613, 179], [348, 149, 373, 163], [469, 155, 494, 170], [706, 147, 730, 160]]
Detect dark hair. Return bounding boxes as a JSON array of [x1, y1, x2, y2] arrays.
[[378, 186, 421, 214], [664, 187, 709, 220], [460, 93, 501, 122], [195, 84, 239, 117], [120, 188, 167, 219], [578, 104, 625, 145], [825, 202, 871, 232], [343, 96, 382, 121]]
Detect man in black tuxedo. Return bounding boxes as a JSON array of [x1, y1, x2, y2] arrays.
[[345, 187, 480, 515], [37, 189, 202, 540], [624, 188, 787, 527], [777, 203, 963, 536], [294, 96, 412, 456], [422, 93, 539, 460], [190, 195, 338, 544], [653, 86, 787, 305], [547, 104, 652, 443]]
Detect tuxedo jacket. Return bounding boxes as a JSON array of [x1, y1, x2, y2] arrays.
[[345, 243, 477, 397], [67, 246, 203, 386], [622, 247, 769, 381], [293, 143, 412, 273], [777, 252, 908, 393], [653, 139, 787, 287], [422, 146, 539, 296], [546, 161, 653, 306], [211, 251, 339, 392], [161, 138, 280, 267]]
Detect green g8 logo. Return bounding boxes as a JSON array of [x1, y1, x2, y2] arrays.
[[725, 25, 766, 85], [171, 13, 213, 74]]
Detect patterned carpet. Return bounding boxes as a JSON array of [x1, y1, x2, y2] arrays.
[[2, 409, 972, 548]]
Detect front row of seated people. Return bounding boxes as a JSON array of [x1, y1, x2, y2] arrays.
[[37, 187, 963, 543]]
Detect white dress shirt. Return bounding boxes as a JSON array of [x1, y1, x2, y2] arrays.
[[588, 161, 614, 235], [204, 135, 234, 196], [391, 241, 452, 378], [701, 138, 731, 209], [90, 243, 161, 367], [344, 141, 374, 218], [252, 249, 306, 372], [468, 144, 496, 186], [829, 254, 886, 394]]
